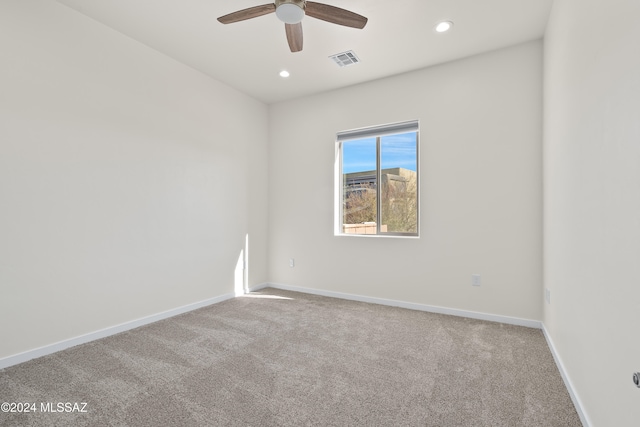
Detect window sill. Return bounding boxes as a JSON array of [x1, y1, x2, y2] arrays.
[[334, 233, 420, 239]]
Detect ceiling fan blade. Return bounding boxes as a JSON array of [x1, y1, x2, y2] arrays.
[[305, 1, 368, 29], [285, 22, 303, 52], [217, 3, 276, 24]]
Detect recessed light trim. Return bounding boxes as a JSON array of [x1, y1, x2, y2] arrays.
[[279, 70, 290, 78], [435, 21, 453, 33]]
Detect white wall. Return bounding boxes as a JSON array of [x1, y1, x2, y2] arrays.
[[0, 0, 268, 360], [544, 0, 640, 425], [268, 41, 543, 321]]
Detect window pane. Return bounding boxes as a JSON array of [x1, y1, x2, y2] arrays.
[[380, 132, 418, 234], [337, 122, 419, 237], [342, 138, 377, 234]]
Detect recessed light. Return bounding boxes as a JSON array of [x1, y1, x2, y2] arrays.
[[279, 70, 290, 78], [435, 21, 453, 33]]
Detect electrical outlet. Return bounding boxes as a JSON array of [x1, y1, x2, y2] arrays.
[[471, 274, 481, 286], [289, 258, 295, 268], [545, 288, 551, 304]]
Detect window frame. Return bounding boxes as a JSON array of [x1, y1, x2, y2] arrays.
[[335, 120, 420, 238]]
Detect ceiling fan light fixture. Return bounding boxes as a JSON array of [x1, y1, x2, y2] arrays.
[[276, 3, 305, 24], [435, 21, 453, 33], [218, 0, 368, 53]]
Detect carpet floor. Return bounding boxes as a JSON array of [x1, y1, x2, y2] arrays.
[[0, 288, 582, 426]]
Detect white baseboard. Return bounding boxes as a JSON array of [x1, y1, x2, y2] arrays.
[[253, 282, 542, 329], [248, 282, 271, 292], [541, 325, 591, 427], [0, 292, 235, 370]]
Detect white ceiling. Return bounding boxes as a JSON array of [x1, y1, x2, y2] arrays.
[[56, 0, 553, 104]]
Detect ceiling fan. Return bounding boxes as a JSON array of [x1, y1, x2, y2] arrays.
[[217, 0, 368, 53]]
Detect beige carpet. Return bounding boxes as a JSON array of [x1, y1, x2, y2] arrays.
[[0, 288, 582, 426]]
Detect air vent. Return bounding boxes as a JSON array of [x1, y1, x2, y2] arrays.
[[329, 50, 360, 67]]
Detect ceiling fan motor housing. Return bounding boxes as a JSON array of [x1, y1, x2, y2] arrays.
[[275, 0, 306, 24]]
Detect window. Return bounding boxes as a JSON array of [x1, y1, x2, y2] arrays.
[[336, 120, 419, 237]]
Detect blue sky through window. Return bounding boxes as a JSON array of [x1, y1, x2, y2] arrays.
[[342, 137, 376, 173], [342, 132, 416, 174]]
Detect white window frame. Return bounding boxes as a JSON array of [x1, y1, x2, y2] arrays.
[[335, 120, 420, 238]]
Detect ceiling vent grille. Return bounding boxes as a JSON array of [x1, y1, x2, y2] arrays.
[[330, 50, 360, 67]]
